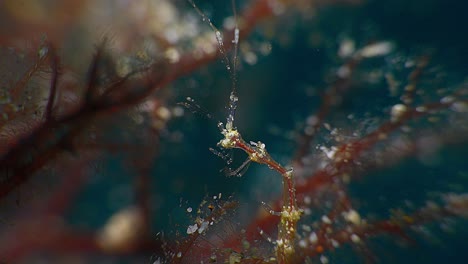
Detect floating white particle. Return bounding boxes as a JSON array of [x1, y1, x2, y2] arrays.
[[244, 51, 258, 65], [304, 196, 312, 205], [164, 47, 180, 64], [319, 146, 337, 159], [156, 106, 172, 121], [350, 233, 361, 243], [337, 65, 351, 78], [298, 239, 307, 248], [309, 232, 318, 244], [360, 42, 393, 58], [306, 115, 319, 126], [405, 60, 415, 68], [198, 221, 209, 234], [302, 224, 312, 232], [177, 252, 182, 258], [440, 95, 455, 104], [338, 38, 355, 58], [331, 239, 340, 248], [186, 207, 193, 213], [223, 16, 236, 30], [96, 206, 144, 252], [330, 128, 339, 136], [343, 209, 361, 225], [172, 106, 184, 117], [187, 224, 198, 234], [415, 106, 427, 113], [320, 255, 329, 264], [322, 215, 332, 224], [390, 104, 407, 122]]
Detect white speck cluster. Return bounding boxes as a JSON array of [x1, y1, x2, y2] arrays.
[[343, 209, 361, 225], [359, 42, 394, 58], [186, 224, 198, 234], [390, 104, 408, 123]]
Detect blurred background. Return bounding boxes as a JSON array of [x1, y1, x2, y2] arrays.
[[0, 0, 467, 263]]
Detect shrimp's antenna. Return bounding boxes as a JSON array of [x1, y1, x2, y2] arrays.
[[188, 0, 232, 73], [227, 0, 240, 131], [188, 0, 240, 130]]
